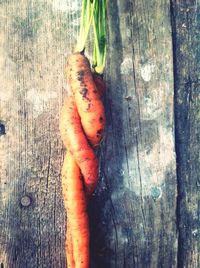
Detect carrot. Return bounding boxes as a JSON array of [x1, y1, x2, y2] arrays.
[[66, 53, 106, 147], [60, 0, 107, 266], [66, 221, 75, 268], [60, 52, 106, 268], [62, 152, 89, 268], [60, 96, 99, 196], [92, 73, 106, 98], [60, 53, 106, 194]]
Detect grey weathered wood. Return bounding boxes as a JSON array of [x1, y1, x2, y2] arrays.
[[90, 1, 177, 267], [0, 0, 78, 267], [171, 1, 200, 267], [0, 0, 177, 268]]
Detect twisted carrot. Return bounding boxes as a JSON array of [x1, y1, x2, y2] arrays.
[[60, 52, 106, 268]]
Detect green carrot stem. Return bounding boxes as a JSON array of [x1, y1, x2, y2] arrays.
[[92, 0, 107, 74], [76, 0, 107, 74], [76, 0, 96, 53]]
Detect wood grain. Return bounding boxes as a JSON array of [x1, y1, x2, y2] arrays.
[[0, 0, 79, 267], [171, 1, 200, 267], [90, 0, 177, 267], [0, 0, 180, 267]]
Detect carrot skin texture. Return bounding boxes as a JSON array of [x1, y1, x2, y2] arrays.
[[66, 221, 75, 268], [92, 73, 106, 98], [62, 152, 90, 268], [60, 97, 99, 196], [66, 53, 106, 147], [60, 53, 106, 268]]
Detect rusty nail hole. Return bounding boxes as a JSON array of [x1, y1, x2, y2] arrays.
[[20, 195, 31, 207]]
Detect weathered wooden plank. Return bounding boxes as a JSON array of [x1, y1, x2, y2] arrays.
[[0, 0, 177, 267], [0, 0, 81, 267], [171, 1, 200, 267], [90, 0, 177, 267]]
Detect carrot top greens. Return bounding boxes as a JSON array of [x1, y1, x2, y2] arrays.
[[76, 0, 96, 53], [76, 0, 107, 74], [92, 0, 107, 74]]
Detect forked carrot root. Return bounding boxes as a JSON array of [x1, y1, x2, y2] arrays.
[[60, 52, 106, 267]]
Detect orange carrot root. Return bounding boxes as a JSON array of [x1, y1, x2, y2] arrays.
[[93, 73, 106, 98], [66, 221, 75, 268], [66, 53, 106, 147], [60, 97, 99, 196], [62, 152, 90, 268], [60, 53, 106, 268]]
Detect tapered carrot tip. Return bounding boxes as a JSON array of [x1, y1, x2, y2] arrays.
[[62, 153, 89, 268]]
